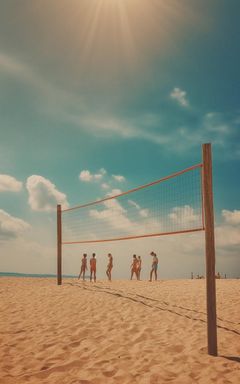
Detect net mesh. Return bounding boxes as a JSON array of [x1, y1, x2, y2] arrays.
[[62, 164, 204, 244]]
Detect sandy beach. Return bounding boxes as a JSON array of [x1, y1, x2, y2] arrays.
[[0, 278, 239, 384]]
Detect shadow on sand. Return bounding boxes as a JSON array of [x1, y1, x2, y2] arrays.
[[222, 356, 240, 363]]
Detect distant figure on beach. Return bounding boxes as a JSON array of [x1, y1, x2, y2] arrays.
[[90, 253, 97, 282], [106, 253, 113, 281], [215, 272, 221, 279], [137, 256, 142, 280], [130, 254, 138, 280], [78, 253, 87, 281], [149, 251, 158, 281]]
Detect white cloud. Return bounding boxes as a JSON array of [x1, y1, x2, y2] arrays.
[[101, 183, 110, 190], [128, 200, 149, 218], [2, 53, 237, 157], [99, 168, 107, 175], [94, 174, 103, 181], [69, 113, 170, 146], [215, 224, 240, 248], [169, 205, 200, 226], [222, 209, 240, 225], [0, 51, 84, 116], [89, 196, 131, 233], [204, 113, 230, 134], [0, 174, 22, 192], [0, 53, 166, 147], [71, 109, 238, 158], [73, 116, 135, 138], [170, 87, 189, 107], [89, 202, 140, 235], [128, 200, 141, 210], [88, 189, 161, 239], [79, 169, 105, 182], [106, 188, 122, 197], [139, 209, 149, 218], [79, 170, 94, 182], [112, 174, 126, 182], [0, 52, 30, 79], [26, 175, 69, 212], [0, 209, 30, 240]]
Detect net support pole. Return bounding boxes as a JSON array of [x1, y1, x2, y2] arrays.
[[57, 204, 62, 285], [202, 143, 217, 356]]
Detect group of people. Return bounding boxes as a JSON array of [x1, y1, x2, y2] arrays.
[[78, 251, 158, 282], [130, 251, 159, 282], [78, 253, 113, 282]]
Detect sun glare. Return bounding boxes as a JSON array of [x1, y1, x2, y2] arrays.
[[29, 0, 196, 81], [77, 0, 187, 69]]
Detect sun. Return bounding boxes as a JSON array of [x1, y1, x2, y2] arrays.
[[39, 0, 195, 80], [78, 0, 178, 65]]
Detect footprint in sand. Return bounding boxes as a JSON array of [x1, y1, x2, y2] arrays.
[[69, 341, 81, 348], [102, 368, 117, 377], [166, 344, 184, 353]]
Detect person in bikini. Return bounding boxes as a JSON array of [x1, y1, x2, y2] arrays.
[[130, 254, 138, 280], [90, 253, 97, 282], [149, 251, 158, 281], [106, 253, 113, 281], [78, 253, 88, 281], [137, 256, 142, 280]]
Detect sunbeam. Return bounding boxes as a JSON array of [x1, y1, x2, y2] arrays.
[[21, 0, 198, 83]]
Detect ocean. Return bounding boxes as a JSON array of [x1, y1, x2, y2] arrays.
[[0, 272, 77, 278]]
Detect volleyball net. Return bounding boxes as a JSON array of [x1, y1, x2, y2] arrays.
[[61, 163, 204, 244], [58, 144, 218, 357]]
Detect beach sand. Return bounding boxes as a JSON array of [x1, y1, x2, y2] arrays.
[[0, 278, 239, 384]]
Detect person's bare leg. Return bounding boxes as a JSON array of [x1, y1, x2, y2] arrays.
[[90, 270, 92, 282], [78, 267, 83, 279], [94, 271, 96, 282], [149, 269, 153, 281], [130, 269, 134, 280], [154, 270, 157, 281]]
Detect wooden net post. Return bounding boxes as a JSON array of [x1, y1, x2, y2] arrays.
[[57, 204, 62, 285], [202, 143, 217, 356]]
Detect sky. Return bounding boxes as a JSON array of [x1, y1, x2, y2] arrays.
[[0, 0, 239, 279]]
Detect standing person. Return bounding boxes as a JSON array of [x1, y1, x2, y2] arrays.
[[130, 254, 138, 280], [137, 256, 142, 280], [90, 253, 97, 282], [78, 253, 88, 281], [106, 253, 113, 281], [149, 251, 158, 281]]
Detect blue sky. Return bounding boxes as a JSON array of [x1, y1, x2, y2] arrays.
[[0, 0, 239, 278]]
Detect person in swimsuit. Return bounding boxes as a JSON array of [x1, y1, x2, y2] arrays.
[[130, 254, 138, 280], [137, 256, 142, 280], [90, 253, 97, 282], [149, 251, 158, 281], [106, 253, 113, 281], [78, 253, 88, 281]]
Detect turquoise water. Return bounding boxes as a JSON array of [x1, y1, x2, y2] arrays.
[[0, 272, 77, 278]]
